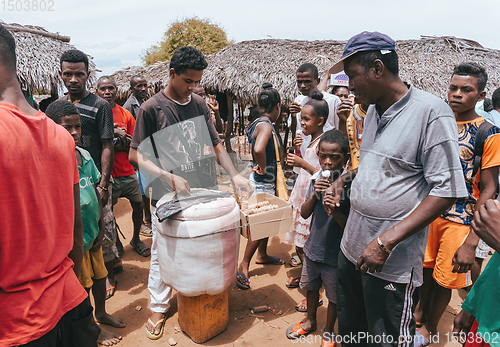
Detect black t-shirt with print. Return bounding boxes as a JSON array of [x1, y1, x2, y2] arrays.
[[131, 91, 221, 203]]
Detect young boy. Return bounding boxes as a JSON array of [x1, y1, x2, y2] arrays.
[[129, 46, 251, 340], [286, 130, 350, 347], [415, 62, 500, 344], [45, 100, 126, 346]]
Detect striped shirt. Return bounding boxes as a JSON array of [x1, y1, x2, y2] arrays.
[[60, 93, 114, 172]]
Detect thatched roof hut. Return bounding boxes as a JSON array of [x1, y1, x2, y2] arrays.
[[202, 37, 500, 106], [202, 39, 341, 106], [4, 22, 96, 94], [110, 36, 500, 107], [397, 36, 500, 100]]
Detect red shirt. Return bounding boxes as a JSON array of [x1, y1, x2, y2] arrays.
[[0, 103, 87, 346], [112, 104, 136, 177]]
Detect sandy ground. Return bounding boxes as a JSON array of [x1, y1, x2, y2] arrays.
[[101, 146, 476, 347]]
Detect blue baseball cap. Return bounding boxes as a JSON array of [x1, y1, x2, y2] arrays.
[[329, 31, 396, 74]]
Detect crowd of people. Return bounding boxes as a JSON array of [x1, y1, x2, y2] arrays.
[[1, 22, 500, 347]]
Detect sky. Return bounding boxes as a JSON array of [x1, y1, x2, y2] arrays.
[[2, 0, 499, 76]]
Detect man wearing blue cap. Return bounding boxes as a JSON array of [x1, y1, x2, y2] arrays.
[[328, 31, 467, 345]]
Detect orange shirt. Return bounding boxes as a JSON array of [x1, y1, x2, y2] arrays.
[[112, 104, 136, 177], [472, 130, 500, 199], [0, 103, 87, 345]]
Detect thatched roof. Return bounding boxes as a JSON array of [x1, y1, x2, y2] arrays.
[[397, 36, 500, 100], [203, 39, 341, 105], [203, 37, 500, 105], [4, 22, 96, 93], [111, 36, 500, 106]]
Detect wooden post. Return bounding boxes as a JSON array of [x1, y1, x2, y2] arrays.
[[238, 132, 241, 158], [283, 111, 290, 153], [5, 24, 71, 42], [274, 111, 285, 165], [224, 93, 234, 154], [244, 134, 247, 155], [238, 104, 243, 136]]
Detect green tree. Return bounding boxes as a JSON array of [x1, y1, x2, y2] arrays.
[[143, 17, 232, 65]]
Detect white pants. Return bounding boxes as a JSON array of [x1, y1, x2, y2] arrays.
[[148, 206, 172, 313]]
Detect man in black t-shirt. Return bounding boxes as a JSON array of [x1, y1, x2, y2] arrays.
[[59, 51, 122, 329], [59, 50, 114, 175], [129, 46, 252, 340]]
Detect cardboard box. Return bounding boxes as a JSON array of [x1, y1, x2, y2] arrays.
[[240, 193, 293, 241]]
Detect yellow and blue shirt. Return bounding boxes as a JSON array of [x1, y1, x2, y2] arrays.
[[442, 117, 500, 225]]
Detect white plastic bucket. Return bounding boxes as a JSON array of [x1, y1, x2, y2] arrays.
[[155, 191, 240, 296]]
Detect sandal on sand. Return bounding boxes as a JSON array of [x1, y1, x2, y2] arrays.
[[321, 338, 336, 347], [140, 223, 153, 237], [286, 322, 314, 339], [286, 276, 300, 289], [236, 272, 250, 290], [256, 256, 284, 265], [130, 239, 151, 257], [105, 278, 117, 300], [414, 330, 430, 347], [295, 298, 323, 312], [145, 316, 166, 340], [289, 255, 302, 267]]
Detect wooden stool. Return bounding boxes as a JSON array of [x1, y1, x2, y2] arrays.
[[177, 288, 229, 343]]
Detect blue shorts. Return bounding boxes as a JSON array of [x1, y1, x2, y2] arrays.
[[137, 170, 149, 196], [299, 254, 338, 304]]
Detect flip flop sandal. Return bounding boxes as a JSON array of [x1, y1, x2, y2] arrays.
[[105, 279, 117, 300], [321, 338, 336, 347], [130, 240, 151, 257], [236, 272, 250, 290], [295, 299, 323, 312], [255, 256, 284, 265], [289, 255, 302, 267], [286, 276, 300, 288], [140, 223, 153, 237], [145, 316, 167, 340], [414, 330, 431, 347], [286, 322, 315, 339]]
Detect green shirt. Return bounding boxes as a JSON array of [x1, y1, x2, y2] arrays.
[[77, 147, 101, 253], [462, 252, 500, 347]]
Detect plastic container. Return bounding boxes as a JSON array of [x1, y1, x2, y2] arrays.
[[155, 189, 241, 296], [177, 290, 229, 343]]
